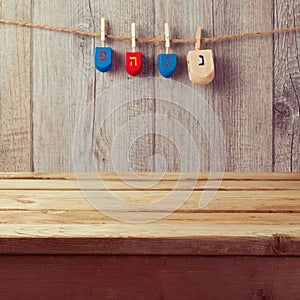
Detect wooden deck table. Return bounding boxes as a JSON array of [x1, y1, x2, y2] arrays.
[[0, 172, 300, 299]]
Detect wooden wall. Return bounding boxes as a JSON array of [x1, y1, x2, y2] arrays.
[[0, 0, 299, 172]]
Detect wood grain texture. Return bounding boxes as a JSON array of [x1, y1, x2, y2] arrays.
[[33, 1, 157, 172], [152, 0, 214, 172], [32, 1, 96, 171], [274, 0, 300, 172], [1, 256, 300, 299], [0, 0, 299, 172], [2, 190, 300, 211], [0, 172, 300, 256], [0, 0, 32, 171], [92, 1, 156, 173], [213, 0, 274, 172]]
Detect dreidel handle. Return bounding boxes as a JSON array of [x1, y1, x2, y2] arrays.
[[165, 23, 170, 54], [132, 23, 136, 52], [195, 26, 201, 51]]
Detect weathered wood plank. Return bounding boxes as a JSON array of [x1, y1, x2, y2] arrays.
[[90, 1, 156, 172], [213, 0, 273, 171], [1, 190, 300, 211], [2, 211, 300, 225], [152, 0, 214, 172], [0, 231, 300, 255], [274, 0, 300, 172], [0, 0, 32, 171], [0, 238, 278, 255], [32, 1, 95, 171], [2, 223, 300, 239]]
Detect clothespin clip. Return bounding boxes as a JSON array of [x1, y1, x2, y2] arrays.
[[158, 23, 177, 78], [187, 26, 214, 85], [126, 23, 143, 76], [95, 18, 113, 72]]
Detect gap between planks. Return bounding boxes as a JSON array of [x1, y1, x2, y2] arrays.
[[0, 172, 299, 180], [0, 180, 299, 191]]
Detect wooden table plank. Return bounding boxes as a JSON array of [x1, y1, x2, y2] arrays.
[[0, 228, 300, 255], [1, 190, 300, 212], [2, 211, 300, 225], [0, 172, 299, 256]]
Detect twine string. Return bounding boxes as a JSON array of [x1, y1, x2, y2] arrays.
[[0, 18, 299, 45]]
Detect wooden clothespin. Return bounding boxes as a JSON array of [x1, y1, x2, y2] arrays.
[[187, 26, 215, 85], [165, 22, 170, 54], [95, 18, 112, 72], [126, 23, 143, 76], [158, 23, 177, 78]]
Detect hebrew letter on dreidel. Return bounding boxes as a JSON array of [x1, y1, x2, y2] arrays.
[[129, 56, 137, 67]]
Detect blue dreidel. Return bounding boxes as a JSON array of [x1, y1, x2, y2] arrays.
[[158, 53, 177, 78], [95, 18, 112, 73], [158, 23, 177, 78], [95, 47, 112, 72]]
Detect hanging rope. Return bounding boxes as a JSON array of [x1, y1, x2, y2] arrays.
[[0, 18, 299, 45]]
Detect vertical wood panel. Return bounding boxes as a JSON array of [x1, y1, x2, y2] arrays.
[[274, 0, 300, 172], [32, 1, 96, 171], [33, 0, 156, 172], [0, 0, 32, 171], [92, 1, 156, 172], [212, 0, 274, 172], [153, 0, 214, 172]]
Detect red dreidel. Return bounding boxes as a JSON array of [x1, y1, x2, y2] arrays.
[[126, 23, 142, 76]]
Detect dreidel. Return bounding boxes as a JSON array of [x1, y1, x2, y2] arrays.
[[126, 23, 143, 76], [95, 18, 112, 73], [158, 23, 177, 78], [187, 26, 215, 85]]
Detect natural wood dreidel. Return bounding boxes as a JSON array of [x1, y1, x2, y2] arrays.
[[187, 26, 215, 85], [0, 172, 300, 299]]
